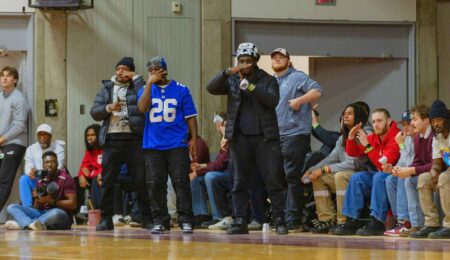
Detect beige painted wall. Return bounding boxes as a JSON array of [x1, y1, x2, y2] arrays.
[[232, 0, 416, 22], [437, 0, 450, 103], [0, 0, 34, 12]]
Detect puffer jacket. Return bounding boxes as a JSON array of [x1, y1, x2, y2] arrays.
[[206, 68, 280, 141], [90, 75, 146, 146]]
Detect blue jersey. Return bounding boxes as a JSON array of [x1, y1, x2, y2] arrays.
[[137, 80, 197, 150]]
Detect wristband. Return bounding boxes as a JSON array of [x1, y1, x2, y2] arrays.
[[312, 123, 320, 129], [364, 145, 373, 153], [399, 143, 406, 150], [248, 83, 256, 92]]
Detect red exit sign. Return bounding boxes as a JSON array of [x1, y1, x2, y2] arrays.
[[316, 0, 336, 6]]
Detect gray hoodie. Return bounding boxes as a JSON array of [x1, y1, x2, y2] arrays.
[[0, 88, 29, 147], [308, 136, 367, 173]]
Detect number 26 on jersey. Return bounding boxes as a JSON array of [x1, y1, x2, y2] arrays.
[[149, 98, 177, 123]]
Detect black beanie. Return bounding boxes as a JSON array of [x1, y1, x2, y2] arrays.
[[429, 100, 450, 120], [116, 57, 135, 71]]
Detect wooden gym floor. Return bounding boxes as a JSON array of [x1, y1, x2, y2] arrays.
[[1, 225, 449, 259]]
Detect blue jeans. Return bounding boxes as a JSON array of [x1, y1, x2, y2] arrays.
[[405, 176, 425, 227], [385, 175, 409, 221], [191, 171, 229, 220], [19, 175, 38, 207], [7, 204, 72, 230], [342, 171, 390, 222]]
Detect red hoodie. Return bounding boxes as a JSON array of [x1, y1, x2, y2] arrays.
[[346, 121, 401, 171]]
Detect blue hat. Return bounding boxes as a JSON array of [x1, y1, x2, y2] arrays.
[[147, 56, 167, 70], [398, 110, 411, 123]]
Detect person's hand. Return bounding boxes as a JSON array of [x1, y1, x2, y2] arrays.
[[97, 174, 103, 187], [288, 99, 301, 111], [309, 168, 323, 182], [0, 136, 6, 145], [348, 123, 362, 140], [391, 165, 400, 176], [383, 163, 394, 174], [226, 63, 252, 77], [191, 163, 206, 171], [301, 171, 311, 184], [430, 170, 440, 191], [148, 69, 167, 85], [311, 104, 319, 126], [36, 194, 54, 205], [121, 70, 136, 80], [397, 167, 414, 179], [395, 131, 406, 146], [79, 175, 88, 189], [356, 129, 369, 147], [189, 140, 198, 163], [29, 168, 37, 180], [189, 171, 197, 182], [221, 138, 229, 151], [107, 102, 122, 112]]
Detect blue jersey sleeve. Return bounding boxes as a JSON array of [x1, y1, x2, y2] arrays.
[[137, 85, 144, 101], [181, 87, 198, 118]]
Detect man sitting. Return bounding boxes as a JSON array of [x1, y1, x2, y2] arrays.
[[5, 151, 76, 230], [19, 124, 65, 207]]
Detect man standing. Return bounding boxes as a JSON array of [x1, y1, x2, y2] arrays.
[[271, 48, 323, 229], [19, 123, 65, 207], [91, 57, 152, 230], [0, 66, 29, 211], [206, 43, 288, 235], [410, 100, 450, 239], [334, 108, 401, 236], [6, 151, 76, 230], [137, 56, 197, 234]]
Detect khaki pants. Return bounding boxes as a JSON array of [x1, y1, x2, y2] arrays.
[[418, 169, 450, 227], [313, 170, 354, 224]]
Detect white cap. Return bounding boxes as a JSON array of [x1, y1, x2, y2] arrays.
[[36, 123, 52, 135]]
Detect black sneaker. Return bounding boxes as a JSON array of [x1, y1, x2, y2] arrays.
[[286, 220, 301, 230], [151, 224, 170, 234], [310, 220, 336, 234], [226, 218, 249, 234], [181, 223, 193, 234], [141, 221, 155, 230], [410, 226, 441, 238], [333, 218, 360, 236], [96, 217, 114, 231], [429, 227, 450, 239], [201, 219, 220, 228], [193, 215, 211, 228], [356, 218, 385, 236]]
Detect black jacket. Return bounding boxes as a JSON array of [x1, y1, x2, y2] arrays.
[[90, 76, 146, 146], [206, 68, 280, 141]]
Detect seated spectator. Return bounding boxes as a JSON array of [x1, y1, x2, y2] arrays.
[[384, 107, 432, 237], [410, 100, 450, 239], [302, 103, 369, 234], [5, 151, 76, 230], [334, 108, 401, 236], [75, 124, 102, 213], [19, 124, 65, 207], [190, 112, 227, 228]]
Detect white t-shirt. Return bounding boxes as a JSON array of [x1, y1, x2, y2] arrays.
[[432, 133, 450, 159]]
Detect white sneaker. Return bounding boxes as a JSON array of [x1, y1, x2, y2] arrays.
[[113, 214, 125, 226], [5, 220, 20, 230], [28, 220, 46, 231], [209, 216, 232, 230]]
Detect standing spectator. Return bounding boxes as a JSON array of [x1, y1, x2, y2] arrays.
[[20, 124, 65, 207], [410, 100, 450, 239], [302, 103, 368, 233], [334, 108, 401, 236], [5, 151, 76, 230], [271, 48, 323, 230], [137, 56, 197, 234], [206, 43, 288, 235], [0, 66, 29, 211], [91, 57, 152, 231]]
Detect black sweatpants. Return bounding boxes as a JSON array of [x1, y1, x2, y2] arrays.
[[0, 144, 26, 211]]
